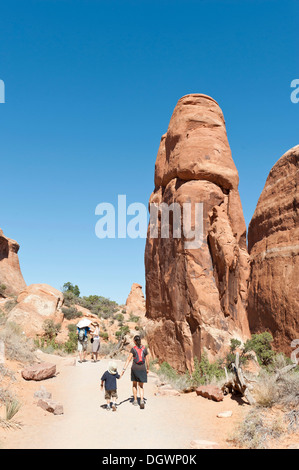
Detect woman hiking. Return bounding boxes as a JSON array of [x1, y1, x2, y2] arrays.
[[90, 321, 101, 362], [120, 335, 149, 409]]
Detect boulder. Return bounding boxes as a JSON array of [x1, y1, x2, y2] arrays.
[[8, 284, 64, 336], [37, 398, 63, 415], [247, 145, 299, 355], [145, 94, 250, 373], [195, 385, 224, 402], [21, 362, 56, 381], [0, 228, 26, 297]]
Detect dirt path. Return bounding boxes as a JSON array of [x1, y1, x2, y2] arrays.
[[0, 352, 248, 449]]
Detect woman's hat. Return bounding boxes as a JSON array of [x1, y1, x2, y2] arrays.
[[108, 361, 118, 375]]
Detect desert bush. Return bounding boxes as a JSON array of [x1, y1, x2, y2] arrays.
[[253, 355, 299, 409], [63, 324, 78, 354], [3, 299, 17, 313], [63, 290, 78, 307], [78, 295, 118, 318], [253, 371, 280, 407], [115, 325, 130, 338], [100, 331, 109, 341], [192, 352, 225, 385], [43, 319, 61, 340], [129, 314, 140, 323], [115, 313, 124, 324], [61, 306, 82, 320], [153, 361, 191, 390], [243, 332, 276, 366], [225, 338, 250, 370], [0, 322, 34, 363], [0, 365, 16, 407], [0, 284, 7, 296], [231, 408, 284, 449]]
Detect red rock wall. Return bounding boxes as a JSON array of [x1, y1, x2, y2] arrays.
[[247, 145, 299, 355], [0, 228, 26, 297]]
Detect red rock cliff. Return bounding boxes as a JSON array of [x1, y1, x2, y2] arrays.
[[0, 228, 26, 297], [247, 145, 299, 355]]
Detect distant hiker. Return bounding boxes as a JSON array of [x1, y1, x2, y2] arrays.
[[101, 361, 121, 411], [77, 325, 90, 363], [90, 321, 101, 362], [121, 335, 149, 409]]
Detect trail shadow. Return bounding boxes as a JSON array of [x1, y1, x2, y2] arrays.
[[100, 396, 148, 410]]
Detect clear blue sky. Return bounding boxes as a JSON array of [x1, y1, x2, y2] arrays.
[[0, 0, 298, 304]]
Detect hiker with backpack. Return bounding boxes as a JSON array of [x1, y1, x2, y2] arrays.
[[120, 335, 149, 409], [77, 323, 90, 363]]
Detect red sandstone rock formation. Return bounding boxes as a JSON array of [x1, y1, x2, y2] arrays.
[[8, 283, 64, 336], [126, 283, 146, 316], [247, 145, 299, 355], [145, 94, 250, 373], [0, 228, 26, 297]]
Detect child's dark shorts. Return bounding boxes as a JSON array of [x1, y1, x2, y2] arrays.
[[105, 389, 118, 400]]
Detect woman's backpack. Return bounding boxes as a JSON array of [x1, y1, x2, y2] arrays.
[[78, 328, 85, 341], [133, 345, 146, 365]]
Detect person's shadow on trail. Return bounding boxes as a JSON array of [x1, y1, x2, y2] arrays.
[[100, 396, 147, 410]]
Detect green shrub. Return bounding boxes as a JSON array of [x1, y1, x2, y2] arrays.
[[100, 331, 109, 340], [225, 338, 249, 370], [0, 284, 7, 296], [61, 306, 82, 320], [116, 313, 124, 323], [243, 332, 276, 366], [192, 353, 225, 386], [115, 325, 130, 338], [63, 290, 78, 307], [63, 324, 78, 353], [129, 314, 140, 323]]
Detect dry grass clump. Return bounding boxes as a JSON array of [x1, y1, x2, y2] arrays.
[[0, 365, 22, 429], [0, 322, 35, 363], [253, 355, 299, 409], [0, 399, 22, 429], [231, 354, 299, 448], [230, 408, 284, 449]]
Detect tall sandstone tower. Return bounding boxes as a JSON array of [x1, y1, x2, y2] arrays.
[[248, 145, 299, 356], [144, 94, 250, 373]]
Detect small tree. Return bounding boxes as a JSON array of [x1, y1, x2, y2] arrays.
[[62, 282, 80, 297], [244, 332, 276, 366]]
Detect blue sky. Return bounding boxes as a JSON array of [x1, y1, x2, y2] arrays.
[[0, 0, 298, 304]]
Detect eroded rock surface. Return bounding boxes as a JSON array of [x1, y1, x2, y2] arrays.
[[247, 145, 299, 355], [8, 284, 64, 336], [0, 228, 26, 297], [145, 94, 250, 373]]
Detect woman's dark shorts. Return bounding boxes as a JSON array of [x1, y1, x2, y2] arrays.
[[131, 365, 147, 383]]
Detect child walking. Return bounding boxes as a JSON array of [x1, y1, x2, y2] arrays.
[[100, 361, 120, 411]]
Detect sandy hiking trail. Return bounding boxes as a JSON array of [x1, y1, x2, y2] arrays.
[[0, 352, 248, 449]]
